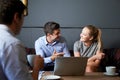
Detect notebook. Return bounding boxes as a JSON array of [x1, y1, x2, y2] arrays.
[[54, 57, 88, 76]]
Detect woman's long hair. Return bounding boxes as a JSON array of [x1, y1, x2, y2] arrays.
[[85, 25, 103, 52]]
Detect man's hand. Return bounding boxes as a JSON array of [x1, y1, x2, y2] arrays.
[[33, 55, 44, 70], [51, 50, 64, 61], [32, 55, 44, 80]]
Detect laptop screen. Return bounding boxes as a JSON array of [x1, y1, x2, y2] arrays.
[[54, 57, 88, 76]]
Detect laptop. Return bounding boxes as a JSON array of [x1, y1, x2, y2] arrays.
[[54, 57, 88, 76]]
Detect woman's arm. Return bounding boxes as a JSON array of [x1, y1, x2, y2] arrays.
[[96, 51, 105, 59], [87, 56, 101, 67], [74, 52, 81, 57], [87, 51, 105, 67]]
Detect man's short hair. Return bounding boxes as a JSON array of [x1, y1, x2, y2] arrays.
[[0, 0, 26, 24], [43, 21, 60, 35]]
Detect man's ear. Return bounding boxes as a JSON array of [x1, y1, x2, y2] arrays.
[[13, 13, 19, 24], [47, 33, 52, 36]]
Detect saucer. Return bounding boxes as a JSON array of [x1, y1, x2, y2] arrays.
[[43, 75, 61, 80], [103, 72, 118, 76]]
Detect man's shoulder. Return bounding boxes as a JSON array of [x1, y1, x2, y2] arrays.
[[0, 34, 22, 50], [36, 36, 46, 41], [35, 36, 47, 46]]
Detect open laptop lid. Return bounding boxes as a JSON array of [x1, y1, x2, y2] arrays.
[[54, 57, 88, 76]]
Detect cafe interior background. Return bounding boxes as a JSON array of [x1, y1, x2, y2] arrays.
[[17, 0, 120, 50]]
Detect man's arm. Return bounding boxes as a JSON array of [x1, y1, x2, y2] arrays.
[[3, 42, 33, 80], [63, 43, 71, 57], [50, 50, 64, 61], [35, 40, 52, 63], [32, 55, 44, 80]]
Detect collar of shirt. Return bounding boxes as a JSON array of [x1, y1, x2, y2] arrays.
[[44, 36, 58, 46]]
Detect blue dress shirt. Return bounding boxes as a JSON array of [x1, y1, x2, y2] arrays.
[[35, 36, 70, 64]]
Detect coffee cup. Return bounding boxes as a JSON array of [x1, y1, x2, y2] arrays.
[[106, 66, 116, 75], [27, 54, 36, 67]]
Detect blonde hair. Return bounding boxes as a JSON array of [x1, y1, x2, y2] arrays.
[[85, 25, 103, 51]]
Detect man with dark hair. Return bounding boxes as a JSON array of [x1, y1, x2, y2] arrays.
[[35, 21, 70, 71], [0, 0, 44, 80]]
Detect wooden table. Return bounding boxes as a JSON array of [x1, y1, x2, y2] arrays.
[[40, 71, 120, 80]]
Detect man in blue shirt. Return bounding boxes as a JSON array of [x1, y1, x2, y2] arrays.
[[35, 21, 70, 70]]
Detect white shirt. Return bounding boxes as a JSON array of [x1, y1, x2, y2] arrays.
[[0, 24, 33, 80]]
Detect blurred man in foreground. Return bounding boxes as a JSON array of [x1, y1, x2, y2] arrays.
[[0, 0, 44, 80]]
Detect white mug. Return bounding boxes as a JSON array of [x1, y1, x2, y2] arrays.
[[106, 66, 116, 75], [27, 54, 36, 67]]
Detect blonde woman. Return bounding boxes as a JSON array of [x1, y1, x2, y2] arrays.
[[74, 25, 105, 72]]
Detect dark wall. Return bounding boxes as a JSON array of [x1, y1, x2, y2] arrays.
[[17, 0, 120, 50]]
